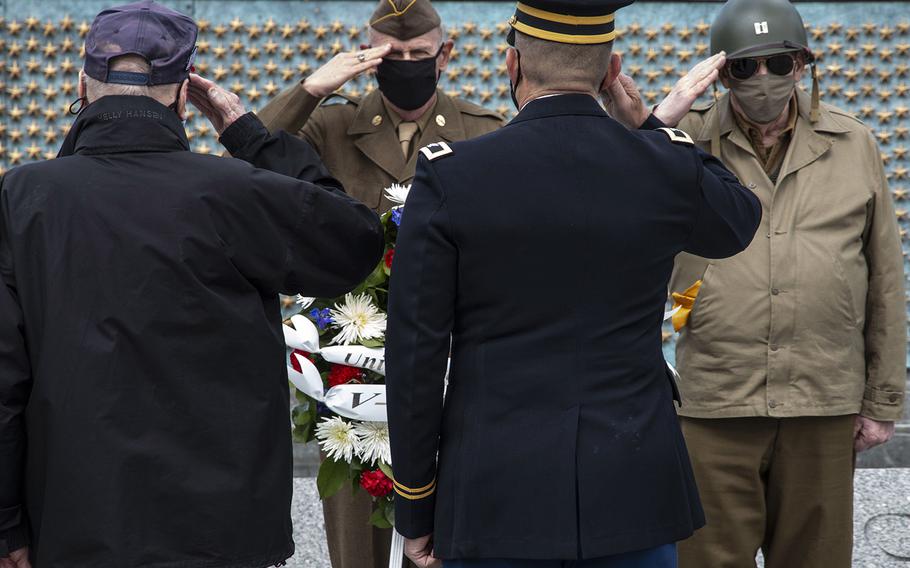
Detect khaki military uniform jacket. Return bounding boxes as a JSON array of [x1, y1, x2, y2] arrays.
[[255, 83, 503, 212], [671, 89, 906, 421]]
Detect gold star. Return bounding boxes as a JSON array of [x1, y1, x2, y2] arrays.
[[280, 24, 295, 39], [844, 69, 859, 83], [195, 143, 212, 155], [898, 22, 910, 35], [43, 21, 56, 37], [695, 43, 709, 56], [78, 20, 90, 37], [480, 69, 492, 82], [297, 41, 312, 55], [461, 84, 477, 97], [264, 18, 277, 35], [863, 23, 878, 35], [496, 63, 508, 77], [880, 27, 894, 40], [695, 22, 711, 36], [897, 84, 909, 97], [264, 81, 279, 96], [449, 47, 460, 61], [844, 90, 859, 102], [495, 83, 509, 98], [42, 106, 58, 122], [896, 43, 910, 57], [263, 60, 278, 75], [27, 121, 41, 136], [862, 84, 876, 97], [645, 28, 659, 41], [863, 64, 877, 77], [894, 188, 907, 200], [894, 146, 908, 159], [462, 64, 476, 77], [25, 36, 39, 52], [196, 40, 210, 54], [645, 70, 661, 83], [230, 18, 244, 33], [43, 63, 57, 78], [645, 48, 659, 62], [196, 19, 210, 33], [7, 20, 22, 35], [877, 130, 892, 144], [881, 48, 894, 62], [662, 23, 675, 35], [297, 18, 311, 34], [828, 22, 843, 35], [464, 43, 478, 56], [825, 83, 843, 98], [861, 43, 877, 56], [230, 81, 245, 94], [828, 42, 843, 56], [844, 48, 860, 62], [846, 28, 860, 41], [677, 27, 693, 41], [280, 46, 294, 61], [880, 70, 893, 82], [314, 46, 328, 60], [827, 63, 843, 77], [246, 46, 260, 59], [195, 61, 209, 75], [296, 62, 311, 76], [213, 65, 228, 81], [25, 16, 39, 31], [9, 149, 23, 165], [9, 107, 23, 121], [213, 45, 227, 59], [230, 61, 244, 75], [463, 22, 477, 35], [314, 26, 328, 40], [444, 89, 460, 98], [644, 90, 659, 104], [894, 167, 909, 180], [860, 105, 875, 118], [446, 26, 459, 40], [446, 67, 461, 81], [281, 67, 295, 81], [8, 41, 22, 57], [246, 67, 260, 80], [9, 128, 23, 142], [331, 40, 343, 55], [880, 89, 893, 102], [628, 42, 642, 56], [480, 28, 493, 41], [213, 24, 227, 38], [479, 89, 492, 103], [497, 43, 509, 55], [897, 127, 909, 140], [496, 104, 510, 116], [812, 27, 825, 41], [42, 85, 58, 100], [7, 86, 23, 100], [246, 87, 261, 102], [230, 39, 244, 54], [44, 125, 58, 142], [896, 106, 909, 119], [878, 110, 895, 123], [43, 41, 58, 58], [348, 26, 361, 40], [26, 81, 39, 95], [480, 48, 493, 62], [247, 25, 261, 40], [26, 58, 41, 73], [495, 23, 509, 36], [331, 20, 344, 34], [662, 43, 675, 56]]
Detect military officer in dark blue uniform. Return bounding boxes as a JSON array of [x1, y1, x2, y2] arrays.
[[385, 1, 762, 567]]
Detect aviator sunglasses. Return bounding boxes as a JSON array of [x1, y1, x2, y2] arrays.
[[727, 53, 798, 80]]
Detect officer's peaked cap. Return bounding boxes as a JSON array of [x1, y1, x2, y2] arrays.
[[508, 0, 635, 45]]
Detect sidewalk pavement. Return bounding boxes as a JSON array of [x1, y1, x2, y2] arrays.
[[286, 469, 910, 567]]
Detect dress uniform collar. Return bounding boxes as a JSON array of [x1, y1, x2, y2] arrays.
[[348, 89, 469, 182], [508, 93, 607, 126]]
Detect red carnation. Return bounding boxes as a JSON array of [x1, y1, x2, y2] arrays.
[[290, 349, 313, 373], [327, 364, 363, 388], [360, 469, 394, 498], [384, 248, 395, 269]]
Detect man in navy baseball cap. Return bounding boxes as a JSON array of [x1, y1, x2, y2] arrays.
[[0, 2, 383, 567]]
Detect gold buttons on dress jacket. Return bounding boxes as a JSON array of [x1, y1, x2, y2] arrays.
[[435, 114, 446, 127], [372, 115, 383, 127]]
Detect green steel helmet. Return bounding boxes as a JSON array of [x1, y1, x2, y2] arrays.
[[710, 0, 813, 61]]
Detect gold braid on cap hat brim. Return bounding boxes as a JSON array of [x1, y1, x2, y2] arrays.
[[370, 0, 420, 27], [509, 2, 616, 45]]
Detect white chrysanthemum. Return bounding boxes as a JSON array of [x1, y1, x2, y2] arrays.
[[384, 183, 411, 205], [329, 293, 387, 345], [296, 295, 315, 309], [315, 417, 356, 463], [353, 422, 392, 466]]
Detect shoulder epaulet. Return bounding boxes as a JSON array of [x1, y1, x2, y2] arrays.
[[320, 92, 361, 107], [656, 127, 694, 146], [419, 141, 455, 162], [452, 97, 505, 121], [690, 99, 717, 113]]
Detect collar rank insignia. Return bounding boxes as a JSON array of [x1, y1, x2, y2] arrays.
[[419, 141, 454, 161], [656, 127, 694, 146]]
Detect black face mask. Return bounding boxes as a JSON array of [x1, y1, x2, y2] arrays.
[[376, 46, 443, 111], [510, 50, 523, 110]]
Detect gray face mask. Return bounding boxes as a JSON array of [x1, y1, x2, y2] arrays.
[[729, 73, 796, 124]]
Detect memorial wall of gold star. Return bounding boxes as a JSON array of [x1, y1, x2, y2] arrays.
[[1, 1, 910, 348]]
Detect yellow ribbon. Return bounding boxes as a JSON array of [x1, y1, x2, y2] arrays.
[[670, 280, 702, 332]]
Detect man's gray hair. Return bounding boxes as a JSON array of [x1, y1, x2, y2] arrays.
[[514, 31, 613, 92], [83, 54, 181, 104]]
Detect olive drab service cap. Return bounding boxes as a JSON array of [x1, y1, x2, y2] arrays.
[[369, 0, 441, 40], [507, 0, 635, 45], [710, 0, 813, 61]]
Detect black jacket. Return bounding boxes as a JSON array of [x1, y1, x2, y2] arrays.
[[386, 94, 761, 560], [0, 95, 383, 567]]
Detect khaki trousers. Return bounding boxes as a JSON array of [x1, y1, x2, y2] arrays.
[[678, 416, 855, 568], [323, 486, 416, 568]]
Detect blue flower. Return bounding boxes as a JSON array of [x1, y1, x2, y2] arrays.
[[391, 208, 403, 227], [310, 308, 334, 330]]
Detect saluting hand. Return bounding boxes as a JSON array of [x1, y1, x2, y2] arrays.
[[0, 547, 31, 568], [404, 534, 442, 568], [188, 74, 248, 135], [653, 52, 726, 128], [603, 69, 650, 130], [303, 44, 392, 98]]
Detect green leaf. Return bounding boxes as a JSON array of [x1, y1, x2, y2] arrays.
[[378, 461, 394, 480], [359, 338, 385, 348], [369, 505, 393, 529], [316, 457, 351, 500], [382, 497, 395, 526]]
